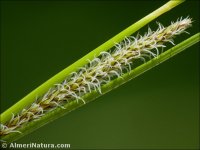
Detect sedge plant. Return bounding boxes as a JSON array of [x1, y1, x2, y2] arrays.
[[0, 0, 199, 143]]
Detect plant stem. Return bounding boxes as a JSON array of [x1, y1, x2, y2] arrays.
[[0, 0, 185, 125], [2, 32, 199, 143]]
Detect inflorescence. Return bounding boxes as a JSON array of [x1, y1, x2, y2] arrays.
[[0, 17, 192, 136]]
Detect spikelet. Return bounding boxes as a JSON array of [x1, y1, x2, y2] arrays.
[[0, 17, 192, 136]]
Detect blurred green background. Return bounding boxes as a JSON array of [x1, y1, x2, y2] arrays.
[[1, 0, 199, 149]]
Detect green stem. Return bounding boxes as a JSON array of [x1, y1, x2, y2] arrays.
[[2, 33, 199, 143], [0, 0, 185, 124]]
